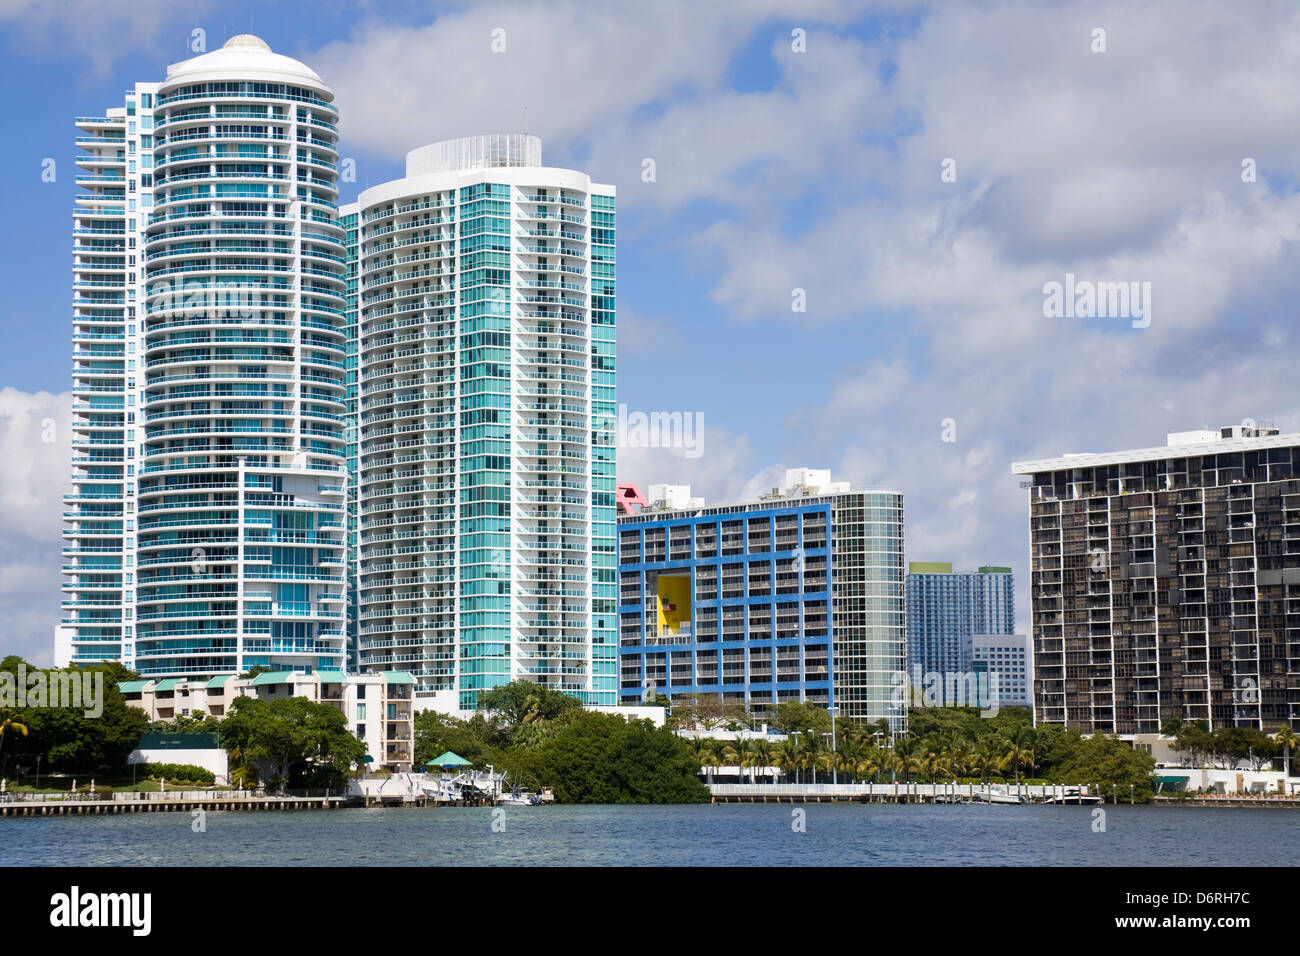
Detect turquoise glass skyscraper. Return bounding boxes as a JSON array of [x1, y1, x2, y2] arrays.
[[353, 136, 617, 710]]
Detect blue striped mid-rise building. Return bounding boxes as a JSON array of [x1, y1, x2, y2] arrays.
[[57, 36, 349, 678], [905, 562, 1015, 695], [617, 470, 906, 727]]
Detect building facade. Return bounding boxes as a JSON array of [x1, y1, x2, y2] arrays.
[[116, 668, 414, 770], [616, 469, 906, 727], [341, 201, 361, 672], [352, 135, 617, 711], [59, 35, 350, 679], [1013, 424, 1300, 733], [971, 633, 1033, 709], [905, 562, 1015, 694]]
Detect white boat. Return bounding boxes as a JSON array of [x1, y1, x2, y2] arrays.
[[420, 779, 465, 803], [1044, 787, 1102, 805], [451, 767, 505, 800], [975, 785, 1027, 805], [500, 788, 543, 807]]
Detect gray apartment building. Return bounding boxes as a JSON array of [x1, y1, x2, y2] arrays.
[[1012, 423, 1300, 733]]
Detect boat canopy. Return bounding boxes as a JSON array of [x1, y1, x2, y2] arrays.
[[427, 751, 473, 767]]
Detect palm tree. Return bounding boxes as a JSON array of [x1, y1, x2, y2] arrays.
[[800, 732, 825, 785], [776, 736, 802, 784], [1273, 725, 1297, 779], [1002, 726, 1036, 785], [725, 737, 753, 784], [699, 740, 724, 785], [0, 708, 28, 778], [946, 740, 975, 781], [921, 751, 949, 783], [974, 739, 1007, 783], [750, 739, 775, 784], [837, 736, 863, 782], [817, 748, 839, 783], [856, 747, 886, 783], [892, 736, 918, 782], [685, 735, 712, 773], [519, 692, 546, 724]]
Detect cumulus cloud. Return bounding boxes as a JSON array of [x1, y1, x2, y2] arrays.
[[311, 0, 864, 169], [0, 0, 215, 80], [617, 421, 762, 506], [11, 0, 1300, 659], [0, 388, 72, 665], [597, 1, 1300, 627]]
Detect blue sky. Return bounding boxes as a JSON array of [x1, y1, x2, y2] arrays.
[[4, 0, 1300, 663]]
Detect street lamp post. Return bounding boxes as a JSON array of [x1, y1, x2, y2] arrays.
[[829, 705, 839, 785]]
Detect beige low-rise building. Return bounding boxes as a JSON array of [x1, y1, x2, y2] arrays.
[[116, 670, 414, 771]]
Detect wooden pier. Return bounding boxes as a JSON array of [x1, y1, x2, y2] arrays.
[[0, 794, 347, 817], [710, 783, 1091, 804]]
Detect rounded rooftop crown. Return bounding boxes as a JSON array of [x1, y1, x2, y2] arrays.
[[224, 34, 271, 51], [162, 33, 329, 95], [406, 134, 543, 176]]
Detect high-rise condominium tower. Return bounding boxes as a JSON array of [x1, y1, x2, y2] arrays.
[[905, 563, 1015, 686], [354, 135, 617, 711], [616, 470, 906, 727], [58, 36, 348, 678], [1014, 424, 1300, 733]]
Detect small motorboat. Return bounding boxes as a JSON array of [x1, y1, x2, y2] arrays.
[[974, 785, 1027, 805], [499, 788, 542, 807], [1044, 787, 1102, 805]]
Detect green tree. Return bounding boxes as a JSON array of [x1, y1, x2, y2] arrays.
[[1048, 733, 1156, 801], [776, 736, 802, 784], [1213, 726, 1275, 771], [413, 710, 511, 769], [477, 680, 581, 727], [772, 701, 832, 735], [9, 662, 149, 775], [530, 711, 708, 803], [750, 738, 775, 784], [973, 738, 1006, 783], [946, 739, 975, 779], [219, 696, 365, 793], [725, 736, 752, 783], [698, 738, 724, 784], [1273, 725, 1296, 778], [721, 699, 753, 732], [1173, 720, 1213, 767], [151, 711, 222, 735], [799, 730, 825, 784], [1002, 725, 1036, 784], [0, 708, 28, 777], [857, 746, 892, 783]]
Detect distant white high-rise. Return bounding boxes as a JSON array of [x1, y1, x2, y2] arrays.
[[352, 135, 618, 711], [971, 634, 1033, 709], [59, 36, 348, 678]]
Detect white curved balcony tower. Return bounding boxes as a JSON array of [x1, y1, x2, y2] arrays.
[[60, 35, 348, 678], [407, 134, 543, 174]]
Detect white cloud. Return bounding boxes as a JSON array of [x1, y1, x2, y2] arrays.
[[0, 0, 215, 80], [0, 388, 72, 666], [311, 1, 866, 170], [617, 421, 768, 507]]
